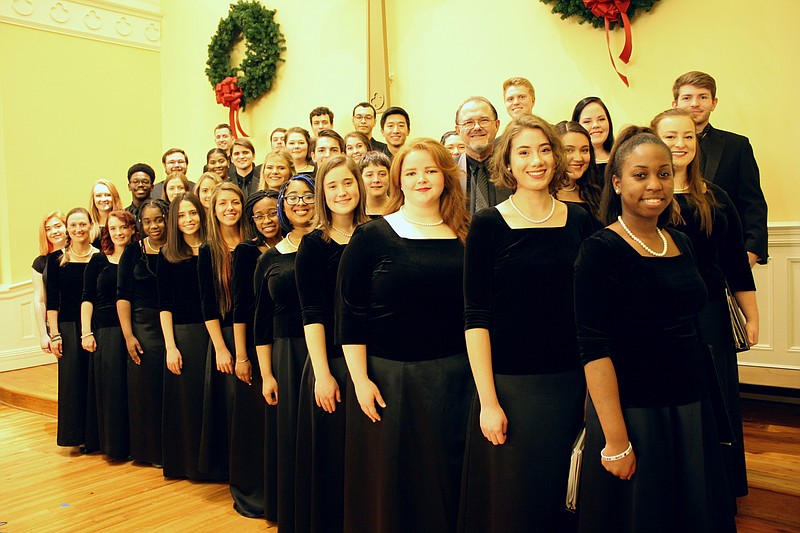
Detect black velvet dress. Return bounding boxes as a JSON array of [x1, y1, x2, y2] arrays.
[[254, 246, 309, 533], [46, 250, 93, 447], [336, 219, 473, 533], [294, 229, 348, 533], [459, 204, 593, 533], [228, 240, 267, 519], [574, 229, 735, 533], [672, 184, 755, 498], [157, 252, 218, 481], [83, 253, 129, 460], [117, 241, 164, 466]]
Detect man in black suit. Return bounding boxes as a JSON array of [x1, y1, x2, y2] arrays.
[[673, 71, 768, 266], [455, 96, 511, 213]]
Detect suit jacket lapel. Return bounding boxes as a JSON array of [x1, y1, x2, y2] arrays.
[[701, 125, 724, 183]]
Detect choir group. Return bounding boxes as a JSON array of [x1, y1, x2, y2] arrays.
[[32, 70, 763, 532]]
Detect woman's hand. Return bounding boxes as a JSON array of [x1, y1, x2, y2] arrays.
[[235, 359, 252, 384], [353, 378, 386, 422], [125, 335, 143, 365], [480, 403, 508, 445], [49, 338, 63, 358], [81, 333, 96, 353], [40, 334, 52, 354], [215, 346, 234, 375], [601, 442, 636, 480], [262, 375, 278, 405], [745, 319, 759, 347], [314, 372, 341, 414], [166, 346, 183, 375]]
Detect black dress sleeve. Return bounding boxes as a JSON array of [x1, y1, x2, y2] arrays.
[[463, 210, 495, 331], [335, 224, 373, 346], [157, 251, 174, 313], [714, 188, 756, 293], [117, 242, 138, 302], [197, 245, 221, 322], [82, 253, 104, 304], [231, 242, 261, 325], [32, 255, 47, 274], [296, 232, 327, 326], [253, 252, 275, 346], [45, 251, 62, 311]]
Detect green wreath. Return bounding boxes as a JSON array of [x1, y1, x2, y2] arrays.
[[205, 1, 286, 110], [539, 0, 659, 29]]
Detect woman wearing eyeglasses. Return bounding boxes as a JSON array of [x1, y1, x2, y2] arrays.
[[254, 175, 316, 531]]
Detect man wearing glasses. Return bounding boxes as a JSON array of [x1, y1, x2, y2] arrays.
[[455, 97, 509, 213], [125, 163, 155, 221], [151, 148, 195, 200], [351, 102, 387, 153]]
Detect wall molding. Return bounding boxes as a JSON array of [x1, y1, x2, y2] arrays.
[[0, 0, 162, 51]]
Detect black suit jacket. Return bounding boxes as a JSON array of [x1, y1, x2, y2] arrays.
[[456, 152, 512, 214], [700, 124, 768, 263]]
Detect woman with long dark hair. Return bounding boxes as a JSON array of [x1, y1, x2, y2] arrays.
[[555, 120, 604, 229], [254, 174, 316, 532], [117, 198, 169, 467], [206, 148, 230, 180], [47, 207, 99, 450], [285, 127, 315, 174], [336, 138, 472, 532], [572, 97, 615, 175], [81, 210, 136, 460]]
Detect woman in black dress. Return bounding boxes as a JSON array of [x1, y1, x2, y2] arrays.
[[47, 207, 99, 450], [117, 199, 169, 467], [574, 126, 735, 532], [157, 193, 219, 480], [88, 179, 123, 244], [254, 174, 316, 532], [652, 108, 758, 499], [358, 151, 391, 218], [229, 189, 281, 519], [259, 150, 295, 192], [198, 182, 246, 481], [555, 121, 604, 230], [162, 172, 190, 204], [336, 138, 472, 533], [459, 116, 593, 532], [194, 172, 223, 211], [33, 211, 66, 354], [295, 155, 368, 533], [81, 210, 136, 460], [206, 148, 230, 180], [572, 97, 615, 175]]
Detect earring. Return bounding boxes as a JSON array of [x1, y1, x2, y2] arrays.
[[507, 167, 511, 172], [615, 189, 620, 194]]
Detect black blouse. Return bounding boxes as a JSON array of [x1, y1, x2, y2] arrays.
[[253, 248, 303, 346], [32, 255, 47, 274], [82, 253, 120, 329], [672, 184, 755, 301], [156, 253, 203, 325], [295, 229, 345, 360], [45, 250, 89, 323], [117, 242, 159, 310], [231, 240, 263, 326], [198, 244, 232, 327], [336, 219, 466, 362], [574, 229, 708, 407], [562, 201, 604, 234], [464, 204, 594, 375]]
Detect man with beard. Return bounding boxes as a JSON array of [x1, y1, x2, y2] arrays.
[[125, 163, 155, 221], [455, 96, 510, 213]]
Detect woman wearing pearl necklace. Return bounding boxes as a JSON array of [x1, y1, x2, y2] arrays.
[[574, 126, 735, 531], [46, 207, 99, 450], [336, 138, 471, 532], [253, 174, 316, 531], [459, 115, 593, 532]]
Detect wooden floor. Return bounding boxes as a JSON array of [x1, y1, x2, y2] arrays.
[[1, 364, 798, 532]]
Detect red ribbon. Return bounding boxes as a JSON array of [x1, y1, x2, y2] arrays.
[[215, 76, 248, 138], [584, 0, 633, 87]]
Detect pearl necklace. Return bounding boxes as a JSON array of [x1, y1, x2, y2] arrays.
[[400, 207, 443, 226], [285, 233, 299, 251], [69, 245, 92, 258], [331, 226, 353, 238], [674, 185, 689, 193], [617, 216, 668, 257], [561, 184, 578, 192], [509, 194, 556, 224], [144, 237, 162, 254]]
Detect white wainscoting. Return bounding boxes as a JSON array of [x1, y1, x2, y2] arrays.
[[2, 223, 799, 387]]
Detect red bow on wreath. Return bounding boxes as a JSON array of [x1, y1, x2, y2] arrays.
[[215, 76, 248, 138], [584, 0, 633, 86]]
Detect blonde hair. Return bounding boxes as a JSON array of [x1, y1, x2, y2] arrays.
[[38, 211, 66, 256], [314, 155, 368, 242], [88, 179, 122, 240], [60, 207, 94, 266], [259, 149, 296, 191]]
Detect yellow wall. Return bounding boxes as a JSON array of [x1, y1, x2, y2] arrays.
[[0, 23, 162, 283], [2, 0, 798, 284]]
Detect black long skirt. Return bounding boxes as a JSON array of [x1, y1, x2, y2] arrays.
[[127, 308, 164, 466], [229, 331, 266, 518], [268, 336, 308, 533], [578, 398, 736, 533], [264, 391, 279, 523], [162, 322, 217, 480], [295, 356, 349, 533], [458, 368, 585, 533], [94, 325, 130, 459], [343, 353, 473, 533], [698, 299, 747, 497], [57, 321, 90, 447], [199, 325, 236, 479]]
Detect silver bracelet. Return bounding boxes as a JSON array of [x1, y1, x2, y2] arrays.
[[601, 441, 633, 461], [81, 332, 94, 339]]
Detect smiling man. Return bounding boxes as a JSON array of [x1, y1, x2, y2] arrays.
[[352, 101, 387, 152], [455, 96, 510, 213], [672, 71, 768, 266], [502, 77, 535, 119], [214, 123, 233, 156], [309, 106, 334, 136], [125, 163, 155, 221], [379, 106, 410, 160]]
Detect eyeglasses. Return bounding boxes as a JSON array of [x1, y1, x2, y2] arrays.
[[284, 193, 315, 206], [459, 117, 494, 130], [354, 114, 374, 122], [252, 211, 279, 220]]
